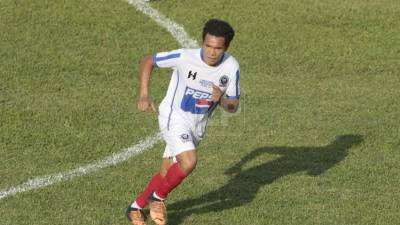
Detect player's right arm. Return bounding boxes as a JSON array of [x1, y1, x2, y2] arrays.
[[137, 55, 156, 112], [137, 49, 183, 112]]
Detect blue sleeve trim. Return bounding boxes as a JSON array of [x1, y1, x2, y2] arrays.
[[155, 53, 181, 62], [226, 95, 240, 100], [152, 54, 158, 68]]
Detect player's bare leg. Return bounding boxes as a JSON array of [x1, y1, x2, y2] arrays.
[[149, 150, 197, 225], [159, 158, 174, 177], [175, 150, 197, 174]]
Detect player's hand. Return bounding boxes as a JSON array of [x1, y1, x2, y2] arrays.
[[137, 96, 157, 112], [211, 84, 223, 103]]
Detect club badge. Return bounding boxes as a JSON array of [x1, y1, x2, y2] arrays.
[[219, 75, 229, 87]]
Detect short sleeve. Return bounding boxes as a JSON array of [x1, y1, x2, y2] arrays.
[[153, 49, 183, 68], [225, 69, 241, 99]]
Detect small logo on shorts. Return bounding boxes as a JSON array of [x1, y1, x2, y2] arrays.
[[179, 133, 192, 143], [219, 75, 229, 87]]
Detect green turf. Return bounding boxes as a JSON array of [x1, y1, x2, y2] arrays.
[[1, 0, 399, 224]]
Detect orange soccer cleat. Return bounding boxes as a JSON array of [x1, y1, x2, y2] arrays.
[[126, 205, 147, 225], [148, 195, 167, 225]]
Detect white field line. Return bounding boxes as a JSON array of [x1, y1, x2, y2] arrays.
[[0, 0, 197, 201], [127, 0, 198, 48], [0, 133, 162, 200]]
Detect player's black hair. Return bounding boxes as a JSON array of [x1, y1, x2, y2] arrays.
[[202, 19, 235, 48]]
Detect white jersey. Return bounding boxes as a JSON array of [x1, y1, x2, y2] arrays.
[[153, 48, 240, 135]]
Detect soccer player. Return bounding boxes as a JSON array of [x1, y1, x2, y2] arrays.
[[127, 19, 241, 225]]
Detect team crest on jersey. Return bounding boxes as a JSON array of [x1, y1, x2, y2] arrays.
[[219, 75, 229, 87], [179, 133, 192, 143], [181, 87, 213, 114]]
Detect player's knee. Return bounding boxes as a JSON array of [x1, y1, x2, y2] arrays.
[[179, 157, 197, 174], [175, 149, 197, 174]]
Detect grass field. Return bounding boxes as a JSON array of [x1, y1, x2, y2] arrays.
[[1, 0, 399, 224]]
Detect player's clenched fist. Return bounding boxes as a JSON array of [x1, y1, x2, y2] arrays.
[[137, 96, 157, 112], [211, 84, 223, 103]]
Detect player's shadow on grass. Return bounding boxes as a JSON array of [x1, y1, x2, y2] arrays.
[[167, 134, 363, 224]]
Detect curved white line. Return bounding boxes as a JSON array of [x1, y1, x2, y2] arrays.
[[0, 0, 197, 200], [127, 0, 198, 48], [1, 133, 162, 200]]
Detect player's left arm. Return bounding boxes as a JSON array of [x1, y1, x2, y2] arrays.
[[215, 66, 241, 113], [220, 98, 239, 113]]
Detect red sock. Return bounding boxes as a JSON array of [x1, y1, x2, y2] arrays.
[[135, 173, 163, 208], [155, 163, 187, 199]]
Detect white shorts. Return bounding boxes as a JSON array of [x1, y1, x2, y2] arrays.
[[158, 114, 203, 159]]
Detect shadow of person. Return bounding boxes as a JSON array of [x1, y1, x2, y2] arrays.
[[167, 134, 363, 224]]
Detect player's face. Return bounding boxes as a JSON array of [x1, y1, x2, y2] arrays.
[[202, 33, 227, 66]]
